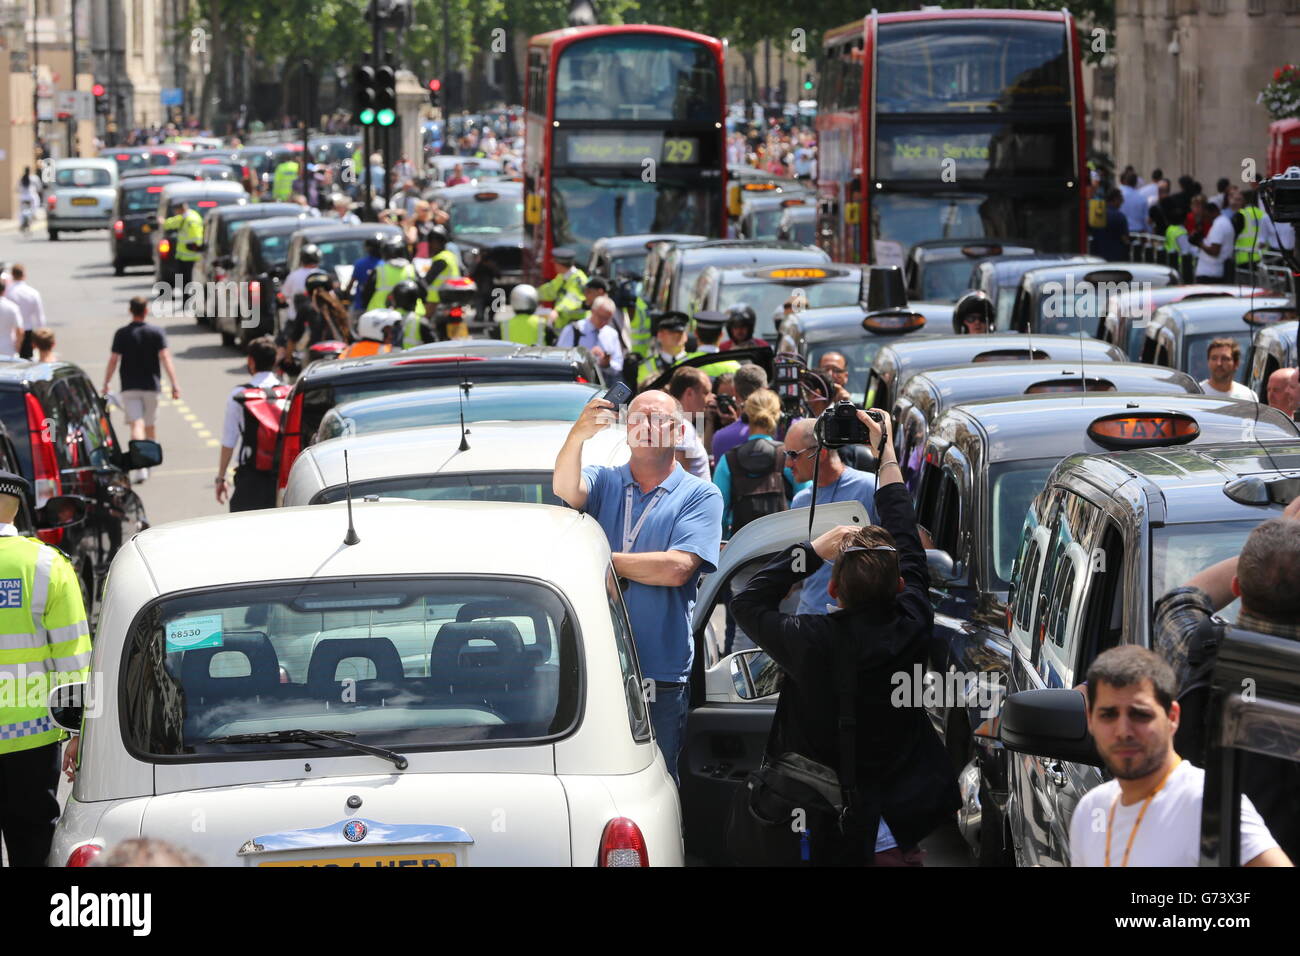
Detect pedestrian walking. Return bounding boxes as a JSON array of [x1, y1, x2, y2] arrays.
[[101, 296, 182, 482], [215, 336, 289, 512], [0, 469, 91, 867], [554, 390, 723, 783], [0, 277, 22, 359], [4, 265, 46, 359], [727, 409, 960, 866], [1069, 645, 1290, 867], [15, 169, 39, 234], [29, 328, 56, 364]]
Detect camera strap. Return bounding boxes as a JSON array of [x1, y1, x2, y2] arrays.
[[624, 486, 668, 553], [807, 449, 820, 542]]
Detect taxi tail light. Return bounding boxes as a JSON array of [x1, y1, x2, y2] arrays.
[[597, 817, 648, 867], [276, 391, 304, 491], [448, 307, 463, 320], [158, 238, 172, 258], [66, 844, 103, 867], [46, 194, 57, 209], [26, 393, 64, 545], [113, 220, 125, 239], [1086, 412, 1200, 450], [1005, 604, 1014, 637]]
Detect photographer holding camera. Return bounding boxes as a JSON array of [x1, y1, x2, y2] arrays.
[[727, 408, 959, 866]]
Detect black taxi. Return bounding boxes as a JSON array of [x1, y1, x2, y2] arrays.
[[969, 254, 1103, 331], [644, 239, 829, 321], [1100, 284, 1265, 361], [109, 174, 188, 275], [892, 362, 1201, 490], [913, 401, 1300, 866], [192, 201, 302, 316], [905, 240, 1034, 304], [586, 233, 703, 290], [864, 333, 1126, 412], [274, 345, 603, 498], [1140, 296, 1295, 386], [690, 263, 862, 340], [994, 436, 1300, 866], [1009, 262, 1181, 337], [735, 193, 811, 242], [1246, 318, 1298, 401], [774, 305, 941, 398]]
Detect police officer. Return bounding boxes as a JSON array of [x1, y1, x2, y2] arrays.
[[162, 200, 204, 288], [0, 470, 91, 867], [396, 279, 439, 349], [623, 280, 654, 359], [539, 246, 589, 333], [693, 311, 742, 378], [502, 284, 548, 346], [638, 311, 703, 388], [1234, 189, 1266, 279], [361, 235, 422, 313], [272, 155, 300, 202], [422, 224, 462, 308], [952, 289, 995, 334]]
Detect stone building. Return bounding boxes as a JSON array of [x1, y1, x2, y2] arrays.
[[1112, 0, 1300, 187]]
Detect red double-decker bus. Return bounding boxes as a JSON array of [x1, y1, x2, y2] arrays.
[[524, 25, 727, 282], [816, 10, 1087, 265]]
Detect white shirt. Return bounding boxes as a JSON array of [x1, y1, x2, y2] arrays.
[[221, 371, 282, 453], [0, 297, 23, 357], [1139, 182, 1160, 203], [5, 280, 45, 331], [0, 522, 18, 537], [1068, 760, 1277, 867], [281, 266, 315, 319], [1120, 185, 1150, 233], [557, 319, 623, 374], [1199, 377, 1256, 401], [1196, 215, 1235, 277], [675, 418, 710, 479]]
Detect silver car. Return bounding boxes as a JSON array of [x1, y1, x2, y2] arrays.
[[46, 158, 118, 240]]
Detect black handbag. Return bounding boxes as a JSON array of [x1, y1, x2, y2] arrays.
[[724, 629, 876, 866]]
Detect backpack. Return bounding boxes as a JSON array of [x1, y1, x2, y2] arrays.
[[233, 384, 292, 472], [726, 437, 790, 532]]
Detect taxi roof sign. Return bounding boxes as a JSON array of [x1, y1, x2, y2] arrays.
[[863, 310, 926, 333], [780, 198, 807, 207], [961, 244, 1002, 258], [1025, 378, 1116, 394], [761, 266, 833, 281], [1087, 412, 1200, 450], [742, 182, 778, 192], [1243, 306, 1298, 327], [974, 348, 1049, 363], [473, 191, 499, 201]]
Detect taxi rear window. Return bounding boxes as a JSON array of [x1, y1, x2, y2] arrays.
[[56, 167, 113, 188], [122, 576, 582, 757], [312, 472, 560, 506]]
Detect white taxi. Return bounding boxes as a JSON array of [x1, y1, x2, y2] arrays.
[[281, 420, 628, 507], [51, 500, 682, 866]]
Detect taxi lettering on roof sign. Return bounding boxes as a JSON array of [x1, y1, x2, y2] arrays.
[[763, 267, 830, 280], [1086, 412, 1200, 448], [0, 578, 22, 608]]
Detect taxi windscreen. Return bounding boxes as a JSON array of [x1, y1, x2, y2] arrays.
[[314, 238, 369, 271], [448, 196, 523, 235], [809, 338, 891, 397], [920, 258, 978, 302], [1182, 332, 1254, 384], [312, 472, 560, 506], [124, 577, 580, 755], [1153, 522, 1259, 621], [990, 459, 1059, 589], [315, 383, 599, 443], [719, 280, 859, 329]]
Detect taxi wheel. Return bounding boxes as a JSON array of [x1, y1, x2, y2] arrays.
[[221, 330, 237, 348], [113, 261, 125, 276], [48, 229, 59, 241]]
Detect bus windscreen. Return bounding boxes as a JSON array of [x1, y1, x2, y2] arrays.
[[554, 35, 720, 122]]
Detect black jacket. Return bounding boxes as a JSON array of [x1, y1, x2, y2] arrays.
[[730, 482, 960, 851]]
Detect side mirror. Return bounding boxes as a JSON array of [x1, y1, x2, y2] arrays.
[[128, 439, 163, 469], [47, 681, 88, 732], [39, 495, 88, 529], [998, 688, 1103, 767], [728, 649, 779, 701], [926, 548, 963, 585]]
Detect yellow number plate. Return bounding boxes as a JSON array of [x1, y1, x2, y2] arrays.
[[71, 197, 98, 206], [260, 852, 457, 868]]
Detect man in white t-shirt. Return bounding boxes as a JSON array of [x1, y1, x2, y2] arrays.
[[666, 365, 712, 479], [0, 278, 23, 359], [1194, 202, 1235, 281], [1198, 337, 1255, 400], [1069, 645, 1291, 867]]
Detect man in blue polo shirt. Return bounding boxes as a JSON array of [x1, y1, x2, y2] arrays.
[[554, 389, 723, 783]]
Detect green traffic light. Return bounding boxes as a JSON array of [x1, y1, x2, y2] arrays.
[[804, 81, 813, 90], [359, 107, 376, 125], [377, 108, 396, 126]]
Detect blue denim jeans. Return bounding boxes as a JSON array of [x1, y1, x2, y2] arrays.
[[650, 681, 690, 785]]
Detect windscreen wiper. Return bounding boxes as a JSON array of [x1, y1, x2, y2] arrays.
[[204, 728, 409, 770]]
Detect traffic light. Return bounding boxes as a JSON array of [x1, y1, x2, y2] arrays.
[[354, 65, 376, 126], [428, 78, 441, 108], [93, 83, 109, 115], [375, 66, 396, 127], [803, 73, 814, 93]]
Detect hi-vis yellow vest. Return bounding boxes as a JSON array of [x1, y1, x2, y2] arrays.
[[505, 311, 546, 346], [0, 536, 91, 755], [539, 267, 589, 329], [1235, 206, 1263, 264]]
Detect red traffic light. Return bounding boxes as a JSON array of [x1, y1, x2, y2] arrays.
[[428, 78, 441, 92], [91, 83, 105, 97]]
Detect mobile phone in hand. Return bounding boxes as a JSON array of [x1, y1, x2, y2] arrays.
[[600, 382, 633, 407]]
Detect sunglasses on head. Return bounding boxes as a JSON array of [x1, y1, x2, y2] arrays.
[[840, 545, 897, 554]]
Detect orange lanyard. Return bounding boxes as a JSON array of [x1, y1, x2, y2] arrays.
[[1104, 757, 1182, 867]]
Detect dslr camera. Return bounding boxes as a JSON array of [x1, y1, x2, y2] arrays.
[[814, 400, 880, 448], [1261, 166, 1300, 223]]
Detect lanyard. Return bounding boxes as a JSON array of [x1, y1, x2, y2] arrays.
[[1104, 756, 1182, 867], [623, 485, 668, 553]]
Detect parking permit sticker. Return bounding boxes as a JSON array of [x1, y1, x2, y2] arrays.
[[165, 614, 224, 653], [0, 578, 22, 608]]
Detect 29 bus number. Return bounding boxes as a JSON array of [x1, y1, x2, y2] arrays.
[[664, 139, 696, 164]]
